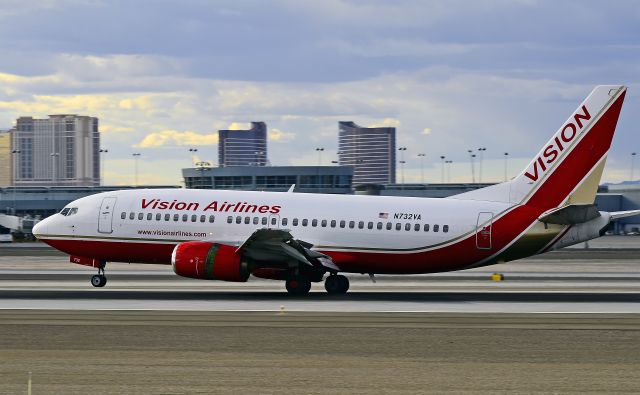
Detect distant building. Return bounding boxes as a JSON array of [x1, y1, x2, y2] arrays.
[[11, 115, 100, 186], [182, 165, 353, 194], [218, 122, 268, 167], [338, 121, 396, 185], [0, 129, 11, 187]]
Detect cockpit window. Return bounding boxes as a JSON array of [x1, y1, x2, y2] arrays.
[[59, 207, 78, 216]]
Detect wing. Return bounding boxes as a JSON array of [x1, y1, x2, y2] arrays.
[[236, 228, 340, 272], [538, 204, 600, 225]]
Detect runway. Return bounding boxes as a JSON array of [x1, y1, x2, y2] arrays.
[[2, 240, 640, 393]]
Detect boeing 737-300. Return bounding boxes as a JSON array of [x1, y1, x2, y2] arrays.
[[32, 85, 639, 294]]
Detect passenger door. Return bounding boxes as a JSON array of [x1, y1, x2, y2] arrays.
[[476, 212, 493, 250], [98, 197, 117, 234]]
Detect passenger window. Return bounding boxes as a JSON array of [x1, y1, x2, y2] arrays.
[[138, 213, 143, 220], [282, 218, 288, 226], [424, 224, 429, 232], [293, 218, 299, 226], [147, 213, 152, 221], [200, 215, 205, 223], [253, 217, 259, 225], [129, 212, 135, 220], [209, 215, 215, 223], [330, 220, 336, 228], [191, 215, 197, 222], [395, 223, 401, 231], [443, 225, 449, 233], [236, 216, 242, 224], [386, 222, 392, 230], [321, 219, 327, 227], [271, 217, 277, 225], [367, 222, 373, 230], [405, 223, 411, 231], [340, 220, 346, 228], [262, 217, 267, 225], [227, 216, 233, 224], [156, 213, 161, 221], [377, 222, 383, 230], [358, 221, 364, 229], [173, 214, 179, 221], [244, 216, 250, 224], [349, 221, 355, 229], [182, 214, 188, 222], [414, 224, 420, 231], [433, 224, 439, 232], [312, 219, 318, 227], [164, 214, 170, 221], [121, 212, 126, 219], [302, 219, 308, 227]]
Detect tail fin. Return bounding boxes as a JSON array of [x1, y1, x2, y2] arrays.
[[452, 85, 627, 211]]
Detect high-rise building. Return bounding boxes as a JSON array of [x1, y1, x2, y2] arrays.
[[0, 129, 11, 187], [11, 115, 100, 186], [338, 121, 396, 185], [218, 122, 267, 167]]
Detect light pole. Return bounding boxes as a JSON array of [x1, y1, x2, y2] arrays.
[[468, 150, 476, 183], [445, 160, 453, 183], [477, 147, 486, 183], [50, 152, 60, 185], [10, 149, 20, 215], [315, 147, 324, 166], [440, 155, 446, 183], [188, 148, 198, 167], [132, 153, 141, 186], [417, 153, 426, 183], [632, 152, 637, 181], [504, 152, 509, 182], [398, 147, 407, 185], [99, 149, 108, 186]]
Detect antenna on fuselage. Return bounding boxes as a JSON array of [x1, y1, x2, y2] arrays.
[[287, 184, 295, 193]]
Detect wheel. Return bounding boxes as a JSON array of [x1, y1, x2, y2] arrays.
[[286, 277, 311, 295], [325, 274, 349, 294], [91, 275, 107, 288], [324, 275, 344, 294]]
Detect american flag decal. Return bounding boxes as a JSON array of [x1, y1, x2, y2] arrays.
[[379, 212, 388, 219]]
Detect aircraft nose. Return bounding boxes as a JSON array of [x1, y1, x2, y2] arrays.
[[32, 217, 49, 239]]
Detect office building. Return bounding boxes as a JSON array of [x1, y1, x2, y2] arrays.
[[183, 165, 353, 194], [0, 129, 11, 187], [218, 122, 267, 167], [11, 115, 100, 186], [338, 121, 396, 185]]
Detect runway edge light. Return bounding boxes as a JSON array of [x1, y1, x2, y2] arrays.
[[492, 273, 505, 281]]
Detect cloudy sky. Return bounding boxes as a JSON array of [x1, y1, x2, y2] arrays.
[[0, 0, 638, 185]]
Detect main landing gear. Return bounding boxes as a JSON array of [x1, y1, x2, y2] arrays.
[[90, 265, 107, 288], [284, 274, 350, 295]]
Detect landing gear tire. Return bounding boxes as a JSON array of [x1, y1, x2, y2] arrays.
[[325, 274, 349, 294], [286, 277, 311, 295], [91, 274, 107, 288]]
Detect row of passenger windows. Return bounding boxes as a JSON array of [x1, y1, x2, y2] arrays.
[[121, 211, 216, 223], [120, 211, 449, 233]]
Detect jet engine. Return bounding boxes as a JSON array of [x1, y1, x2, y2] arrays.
[[171, 241, 249, 282]]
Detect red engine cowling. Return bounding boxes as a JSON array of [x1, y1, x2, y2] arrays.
[[171, 241, 249, 282]]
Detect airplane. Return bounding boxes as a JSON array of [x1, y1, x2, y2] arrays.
[[33, 85, 639, 295]]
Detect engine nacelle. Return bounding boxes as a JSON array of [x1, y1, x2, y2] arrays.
[[171, 241, 249, 282]]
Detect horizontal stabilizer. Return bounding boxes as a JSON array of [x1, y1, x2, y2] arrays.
[[538, 204, 600, 225], [610, 210, 640, 220]]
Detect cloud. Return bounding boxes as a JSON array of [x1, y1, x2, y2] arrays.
[[422, 128, 432, 135], [137, 130, 218, 148], [368, 118, 401, 128], [226, 122, 251, 130], [268, 128, 295, 142]]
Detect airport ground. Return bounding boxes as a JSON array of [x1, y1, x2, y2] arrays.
[[1, 237, 640, 394]]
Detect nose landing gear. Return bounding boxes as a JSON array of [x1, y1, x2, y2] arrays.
[[90, 264, 107, 288]]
